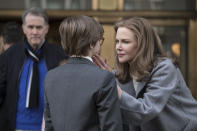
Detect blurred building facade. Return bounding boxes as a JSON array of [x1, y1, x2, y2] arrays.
[[0, 0, 197, 98]]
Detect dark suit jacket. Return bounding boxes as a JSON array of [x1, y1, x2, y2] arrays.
[[0, 41, 67, 131], [44, 57, 122, 131]]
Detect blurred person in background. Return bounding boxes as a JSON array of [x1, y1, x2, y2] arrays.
[[1, 21, 24, 53], [0, 36, 3, 54]]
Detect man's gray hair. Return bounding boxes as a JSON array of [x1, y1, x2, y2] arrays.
[[22, 7, 49, 24]]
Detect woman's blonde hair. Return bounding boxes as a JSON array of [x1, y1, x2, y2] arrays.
[[114, 17, 166, 83]]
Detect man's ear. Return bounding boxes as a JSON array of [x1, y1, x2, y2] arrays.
[[45, 25, 49, 33]]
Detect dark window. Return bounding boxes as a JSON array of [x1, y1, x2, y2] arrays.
[[124, 0, 195, 11]]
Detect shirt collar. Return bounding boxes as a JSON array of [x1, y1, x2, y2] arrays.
[[70, 55, 93, 63]]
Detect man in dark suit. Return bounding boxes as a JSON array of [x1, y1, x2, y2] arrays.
[[0, 7, 67, 131], [44, 15, 122, 131]]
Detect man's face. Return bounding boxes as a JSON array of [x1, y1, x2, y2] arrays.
[[22, 14, 49, 50]]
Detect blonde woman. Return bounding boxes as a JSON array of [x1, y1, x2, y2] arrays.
[[93, 17, 197, 131]]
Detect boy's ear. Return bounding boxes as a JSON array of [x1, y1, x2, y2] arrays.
[[90, 43, 94, 49]]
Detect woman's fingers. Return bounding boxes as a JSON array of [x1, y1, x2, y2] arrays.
[[92, 55, 112, 71]]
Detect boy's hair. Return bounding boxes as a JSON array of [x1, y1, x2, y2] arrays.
[[59, 15, 104, 56]]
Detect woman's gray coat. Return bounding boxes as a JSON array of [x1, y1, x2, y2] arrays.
[[118, 58, 197, 131]]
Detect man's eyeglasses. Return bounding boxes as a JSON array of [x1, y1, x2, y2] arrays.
[[98, 38, 105, 46]]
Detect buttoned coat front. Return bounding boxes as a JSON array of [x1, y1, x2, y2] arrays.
[[44, 57, 122, 131], [118, 58, 197, 131]]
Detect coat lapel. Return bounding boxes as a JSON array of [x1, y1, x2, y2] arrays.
[[135, 81, 146, 97]]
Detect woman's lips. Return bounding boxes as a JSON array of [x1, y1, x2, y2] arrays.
[[117, 54, 124, 57]]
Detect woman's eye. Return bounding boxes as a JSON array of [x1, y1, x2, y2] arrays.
[[122, 40, 130, 44], [115, 40, 119, 44]]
